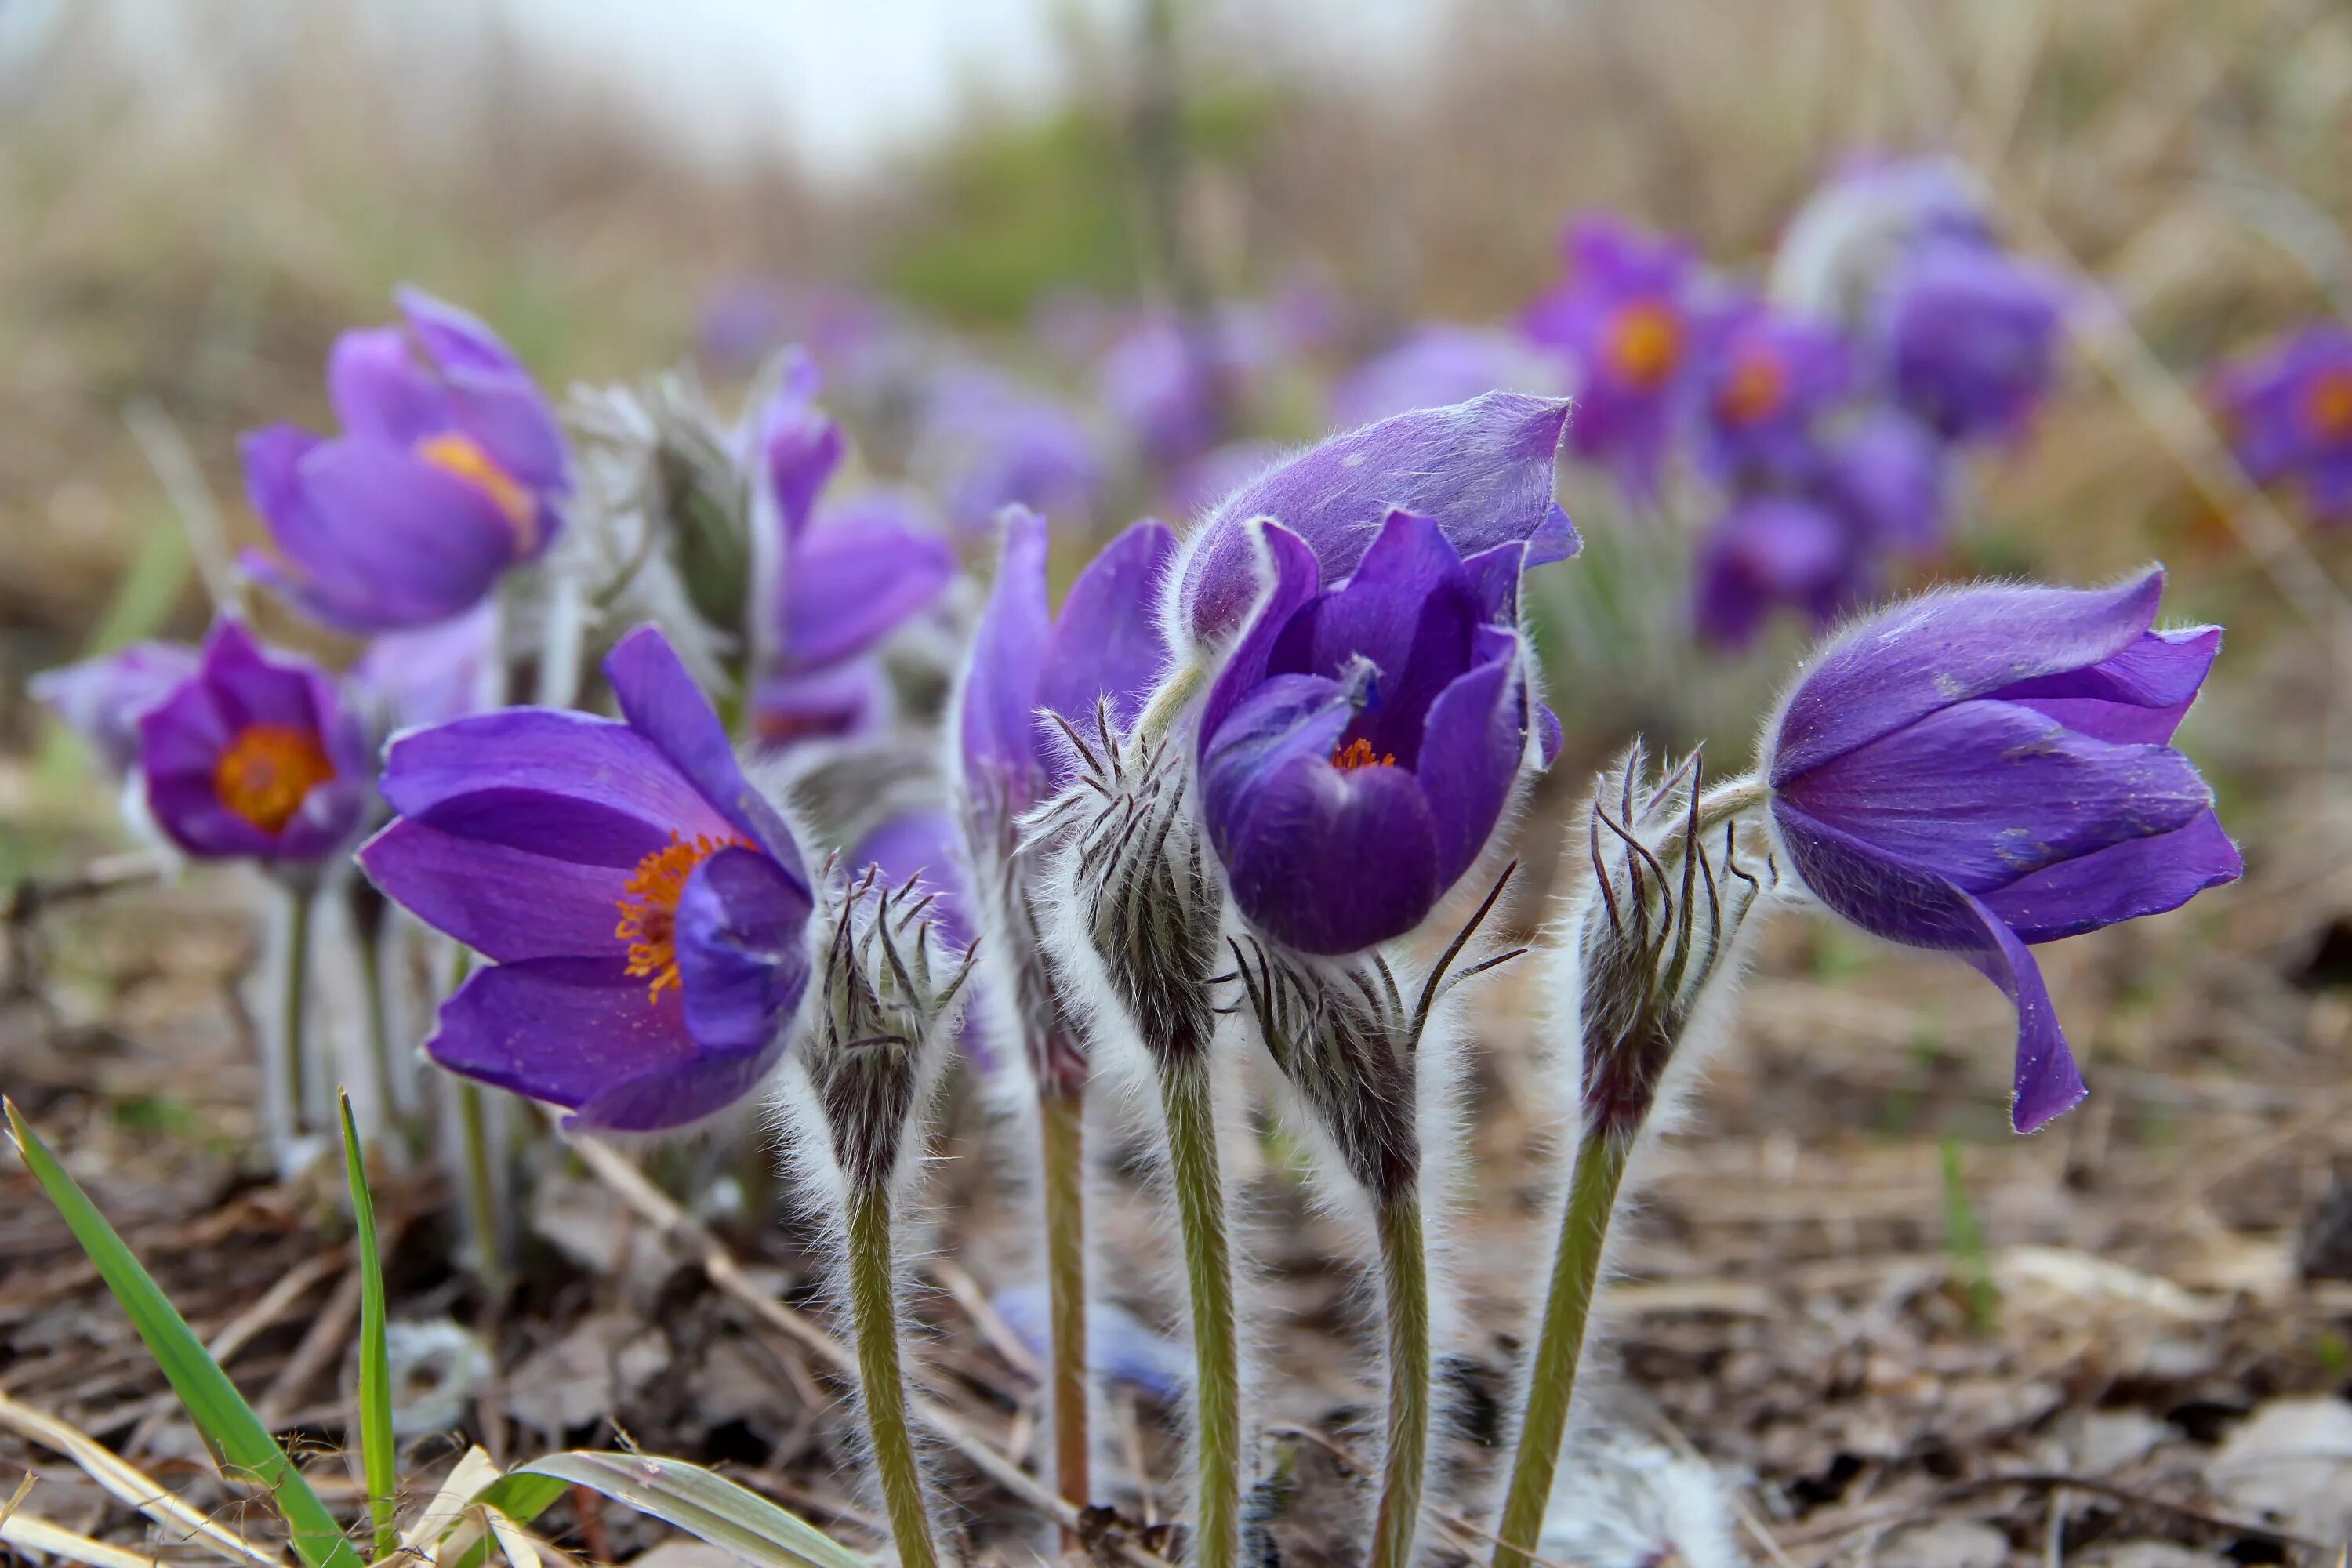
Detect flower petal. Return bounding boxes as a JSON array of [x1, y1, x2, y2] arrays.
[[753, 659, 888, 749], [1978, 807, 2242, 944], [676, 845, 815, 1053], [1778, 698, 2212, 894], [1178, 392, 1574, 640], [1036, 517, 1177, 745], [358, 818, 631, 961], [847, 811, 972, 948], [1769, 568, 2165, 782], [426, 956, 697, 1118], [781, 496, 953, 667], [31, 641, 200, 776], [958, 505, 1052, 803], [1414, 634, 1528, 887], [326, 328, 448, 447], [1196, 520, 1323, 749], [1987, 625, 2220, 746]]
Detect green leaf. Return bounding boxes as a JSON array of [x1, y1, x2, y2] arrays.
[[4, 1100, 362, 1568], [491, 1452, 864, 1568], [339, 1092, 399, 1562]]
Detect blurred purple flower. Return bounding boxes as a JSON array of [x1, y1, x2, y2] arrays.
[[1177, 392, 1576, 643], [920, 366, 1102, 535], [1330, 324, 1565, 429], [1519, 213, 1705, 494], [351, 601, 503, 731], [360, 625, 815, 1132], [847, 808, 972, 949], [1879, 241, 2067, 443], [1696, 302, 1850, 481], [1098, 313, 1229, 470], [240, 288, 568, 633], [1772, 154, 1993, 318], [1169, 439, 1283, 517], [1766, 568, 2241, 1131], [1692, 495, 1865, 650], [2210, 324, 2352, 523], [1818, 408, 1949, 555], [1197, 511, 1536, 955], [138, 620, 371, 866], [32, 641, 200, 777], [993, 1283, 1189, 1403]]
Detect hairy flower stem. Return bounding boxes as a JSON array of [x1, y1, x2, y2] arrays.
[[845, 1184, 940, 1568], [456, 1081, 506, 1295], [350, 908, 405, 1149], [1133, 654, 1210, 750], [1490, 1129, 1634, 1568], [1039, 1085, 1092, 1537], [278, 885, 314, 1138], [1370, 1196, 1432, 1568], [1160, 1058, 1240, 1568]]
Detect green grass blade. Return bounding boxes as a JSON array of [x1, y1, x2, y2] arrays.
[[339, 1092, 399, 1562], [488, 1453, 864, 1568], [4, 1100, 362, 1568], [1940, 1136, 2002, 1335]]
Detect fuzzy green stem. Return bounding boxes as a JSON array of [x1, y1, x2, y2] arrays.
[[1160, 1058, 1240, 1568], [845, 1184, 941, 1568], [456, 1081, 506, 1296], [1134, 654, 1210, 749], [1369, 1196, 1432, 1568], [1040, 1086, 1092, 1537], [279, 885, 314, 1137], [1490, 1130, 1634, 1568]]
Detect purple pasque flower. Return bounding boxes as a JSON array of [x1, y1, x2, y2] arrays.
[[359, 625, 815, 1132], [1818, 407, 1948, 556], [1879, 241, 2067, 443], [1098, 311, 1229, 470], [959, 505, 1178, 820], [1771, 154, 1992, 319], [1693, 494, 1867, 650], [1197, 510, 1535, 956], [1176, 392, 1577, 644], [919, 365, 1102, 535], [848, 808, 972, 948], [240, 288, 568, 633], [1519, 213, 1705, 493], [2210, 324, 2352, 522], [1330, 324, 1566, 429], [137, 620, 371, 866], [32, 641, 201, 777], [350, 601, 503, 731], [750, 352, 956, 747], [1697, 301, 1851, 481], [1763, 568, 2242, 1132]]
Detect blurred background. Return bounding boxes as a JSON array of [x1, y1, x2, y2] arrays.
[[7, 0, 2352, 1557]]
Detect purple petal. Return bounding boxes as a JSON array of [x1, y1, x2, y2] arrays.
[[1036, 517, 1177, 746], [676, 846, 815, 1053], [780, 502, 954, 667], [326, 328, 448, 447], [1777, 699, 2212, 894], [1462, 540, 1530, 623], [31, 641, 200, 776], [1178, 393, 1575, 641], [397, 286, 525, 378], [381, 708, 722, 866], [570, 1047, 785, 1133], [1196, 520, 1323, 750], [753, 660, 887, 750], [848, 811, 972, 948], [958, 506, 1053, 804], [350, 602, 501, 729], [606, 625, 810, 889], [1987, 625, 2220, 745], [1978, 808, 2241, 944], [1414, 637, 1528, 887], [1769, 568, 2165, 782], [358, 818, 632, 962], [992, 1283, 1189, 1403], [1202, 673, 1442, 955], [758, 350, 846, 538], [426, 956, 697, 1119]]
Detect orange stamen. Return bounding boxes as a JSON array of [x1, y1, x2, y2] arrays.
[[212, 724, 336, 834], [1330, 736, 1395, 772], [614, 832, 755, 1004], [2304, 368, 2352, 443], [416, 431, 539, 550], [1604, 299, 1683, 391], [1716, 347, 1787, 426]]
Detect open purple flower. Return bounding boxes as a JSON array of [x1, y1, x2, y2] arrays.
[[32, 641, 201, 778], [1176, 392, 1576, 644], [2210, 324, 2352, 523], [1879, 241, 2066, 444], [750, 353, 955, 747], [1693, 495, 1866, 649], [1330, 324, 1565, 430], [1519, 213, 1704, 494], [239, 288, 568, 633], [1198, 510, 1535, 956], [137, 620, 370, 866], [1765, 568, 2242, 1131], [919, 366, 1102, 535], [359, 625, 815, 1132], [960, 505, 1178, 818], [1697, 302, 1850, 481]]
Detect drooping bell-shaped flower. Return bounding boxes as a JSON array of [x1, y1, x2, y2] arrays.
[[2209, 323, 2352, 524], [359, 625, 815, 1131], [1197, 510, 1538, 956], [240, 288, 568, 633], [136, 620, 371, 868], [1763, 568, 2242, 1131], [1519, 213, 1706, 495], [1175, 392, 1576, 645]]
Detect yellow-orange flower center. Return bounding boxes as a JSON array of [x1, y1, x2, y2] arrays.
[[2303, 368, 2352, 443], [1716, 347, 1788, 426], [1604, 299, 1684, 391], [416, 431, 539, 550], [1330, 736, 1396, 772], [212, 724, 336, 834], [615, 832, 755, 1004]]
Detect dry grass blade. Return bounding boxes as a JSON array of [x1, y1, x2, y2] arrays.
[[3, 1508, 176, 1568], [0, 1363, 289, 1568]]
